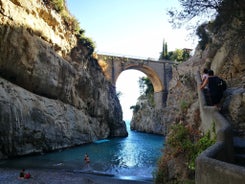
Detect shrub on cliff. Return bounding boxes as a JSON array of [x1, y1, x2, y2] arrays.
[[130, 105, 140, 113], [154, 122, 215, 183], [76, 30, 96, 56], [168, 0, 244, 51], [43, 0, 80, 32], [43, 0, 64, 12], [138, 77, 154, 106], [42, 0, 96, 55]]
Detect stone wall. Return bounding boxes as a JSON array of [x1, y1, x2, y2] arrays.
[[195, 72, 245, 184]]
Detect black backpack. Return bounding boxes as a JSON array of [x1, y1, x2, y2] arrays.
[[217, 77, 227, 92]]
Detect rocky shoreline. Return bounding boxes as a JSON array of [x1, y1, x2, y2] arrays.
[[0, 168, 153, 184]]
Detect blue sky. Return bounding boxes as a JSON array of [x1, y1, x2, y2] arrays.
[[66, 0, 197, 120], [66, 0, 197, 59]]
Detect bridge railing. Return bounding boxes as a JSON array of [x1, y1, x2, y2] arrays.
[[95, 51, 158, 61], [95, 51, 177, 64]]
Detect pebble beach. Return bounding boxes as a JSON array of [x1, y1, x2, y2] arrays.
[[0, 168, 153, 184]]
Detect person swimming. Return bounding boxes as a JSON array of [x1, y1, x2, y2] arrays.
[[84, 153, 90, 167]]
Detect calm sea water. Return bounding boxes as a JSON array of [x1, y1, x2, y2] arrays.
[[0, 121, 165, 178]]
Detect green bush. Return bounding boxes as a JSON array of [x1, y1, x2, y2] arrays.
[[154, 156, 169, 184], [155, 123, 216, 183], [53, 0, 64, 12], [43, 0, 65, 13], [42, 0, 95, 56], [180, 100, 189, 113], [138, 77, 154, 106], [77, 34, 96, 56], [130, 105, 140, 113], [167, 123, 215, 170], [196, 23, 210, 50], [43, 0, 80, 33], [188, 129, 216, 170], [61, 11, 80, 32]]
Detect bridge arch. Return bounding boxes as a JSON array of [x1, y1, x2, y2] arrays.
[[96, 54, 173, 109], [115, 64, 163, 93]]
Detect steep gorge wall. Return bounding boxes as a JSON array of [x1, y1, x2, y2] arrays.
[[130, 61, 199, 135], [190, 11, 245, 137], [131, 2, 245, 138], [0, 0, 127, 159]]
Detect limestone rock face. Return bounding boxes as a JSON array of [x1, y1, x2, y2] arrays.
[[222, 88, 245, 136], [133, 2, 244, 182], [0, 0, 127, 159], [130, 98, 174, 135], [131, 3, 244, 138], [189, 12, 245, 137], [130, 61, 198, 135], [0, 78, 97, 157]]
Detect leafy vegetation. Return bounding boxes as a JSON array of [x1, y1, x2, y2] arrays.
[[61, 11, 80, 32], [42, 0, 95, 56], [180, 100, 190, 113], [167, 0, 244, 50], [76, 30, 96, 56], [154, 122, 216, 183], [43, 0, 65, 13], [159, 40, 191, 62], [139, 77, 154, 96], [138, 77, 154, 106], [167, 0, 223, 28], [159, 39, 168, 59], [130, 105, 140, 113], [43, 0, 81, 33], [130, 77, 154, 114], [168, 49, 191, 62], [196, 23, 210, 50], [116, 91, 122, 98]]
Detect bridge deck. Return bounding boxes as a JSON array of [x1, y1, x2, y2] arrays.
[[96, 52, 177, 64]]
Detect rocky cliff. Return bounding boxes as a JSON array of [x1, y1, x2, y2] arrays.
[[0, 0, 127, 159], [130, 63, 198, 136], [130, 97, 175, 135], [131, 1, 245, 138]]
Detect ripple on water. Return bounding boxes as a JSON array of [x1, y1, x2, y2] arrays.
[[0, 122, 165, 178]]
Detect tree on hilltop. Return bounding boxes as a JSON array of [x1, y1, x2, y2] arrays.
[[159, 39, 191, 62], [168, 0, 244, 28], [159, 39, 168, 60], [167, 0, 244, 51]]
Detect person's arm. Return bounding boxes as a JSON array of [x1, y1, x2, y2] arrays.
[[201, 75, 207, 84], [200, 77, 208, 89]]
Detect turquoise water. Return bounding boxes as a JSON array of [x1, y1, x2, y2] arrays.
[[0, 121, 165, 178]]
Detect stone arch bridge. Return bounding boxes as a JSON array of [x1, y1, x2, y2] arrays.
[[96, 53, 174, 109]]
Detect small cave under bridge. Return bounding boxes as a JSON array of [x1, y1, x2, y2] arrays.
[[96, 53, 174, 109]]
